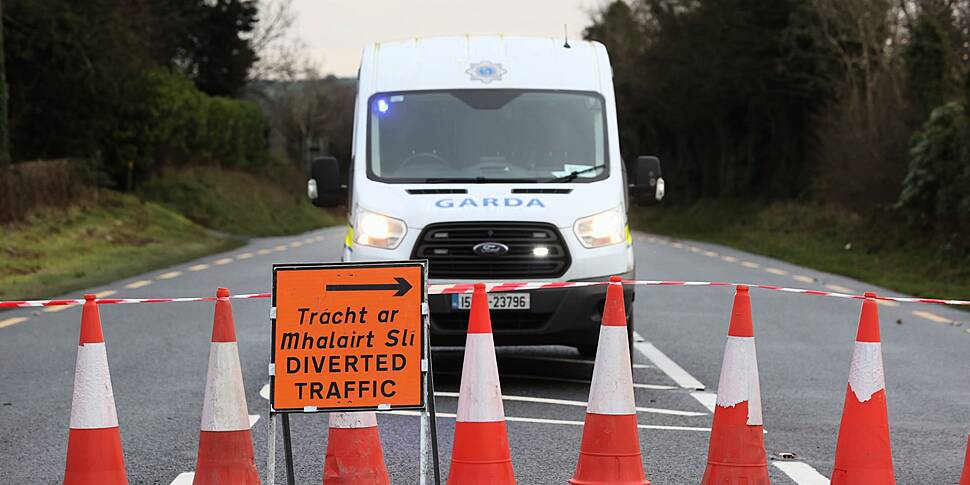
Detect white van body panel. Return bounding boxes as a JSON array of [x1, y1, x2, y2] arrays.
[[346, 35, 633, 285]]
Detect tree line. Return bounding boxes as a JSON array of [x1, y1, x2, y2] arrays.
[[585, 0, 969, 240]]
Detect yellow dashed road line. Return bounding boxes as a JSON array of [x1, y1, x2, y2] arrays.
[[688, 247, 702, 253], [0, 317, 29, 329], [825, 284, 855, 294], [741, 261, 760, 269], [703, 251, 719, 257], [44, 303, 76, 313], [274, 245, 287, 251], [765, 267, 788, 275], [125, 280, 153, 289], [236, 252, 254, 260], [912, 310, 951, 324], [289, 241, 303, 248], [157, 271, 182, 280], [303, 238, 314, 243], [720, 255, 738, 263], [257, 248, 273, 255], [189, 264, 210, 272], [876, 299, 900, 307], [671, 242, 684, 249], [792, 275, 814, 284], [214, 258, 234, 265]]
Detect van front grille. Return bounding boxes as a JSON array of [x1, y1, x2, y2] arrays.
[[412, 222, 570, 279]]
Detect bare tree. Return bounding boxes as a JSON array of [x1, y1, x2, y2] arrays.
[[249, 0, 303, 80]]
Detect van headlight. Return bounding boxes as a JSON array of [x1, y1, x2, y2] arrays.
[[574, 207, 626, 248], [355, 208, 407, 249]]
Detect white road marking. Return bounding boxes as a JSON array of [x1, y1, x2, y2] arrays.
[[43, 304, 75, 313], [741, 261, 761, 269], [257, 248, 273, 255], [169, 472, 194, 485], [689, 246, 702, 253], [912, 310, 951, 324], [765, 267, 788, 275], [703, 251, 719, 257], [437, 370, 677, 390], [260, 383, 270, 400], [0, 317, 29, 328], [773, 461, 830, 484], [248, 414, 260, 427], [721, 255, 739, 263], [671, 242, 684, 249], [824, 283, 854, 294], [289, 241, 303, 248], [188, 264, 210, 271], [157, 271, 181, 280], [274, 245, 287, 251], [125, 280, 152, 289], [236, 252, 254, 260], [690, 391, 718, 413], [792, 275, 815, 284], [214, 258, 233, 265], [504, 354, 652, 369], [434, 391, 705, 417], [633, 334, 706, 390], [876, 299, 900, 307], [384, 410, 711, 432]]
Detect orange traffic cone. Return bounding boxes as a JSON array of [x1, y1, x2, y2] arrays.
[[959, 435, 969, 485], [570, 276, 649, 485], [64, 294, 128, 485], [193, 288, 260, 484], [701, 285, 769, 484], [323, 411, 390, 484], [831, 292, 895, 484], [448, 283, 516, 484]]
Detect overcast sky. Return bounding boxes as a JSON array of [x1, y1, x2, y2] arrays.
[[291, 0, 608, 77]]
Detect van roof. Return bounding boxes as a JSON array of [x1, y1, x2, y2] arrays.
[[359, 35, 610, 94]]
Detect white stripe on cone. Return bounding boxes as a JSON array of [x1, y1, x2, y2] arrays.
[[200, 342, 250, 432], [456, 333, 505, 422], [330, 411, 378, 429], [587, 326, 636, 415], [714, 336, 763, 425], [69, 343, 119, 429], [848, 342, 885, 403]]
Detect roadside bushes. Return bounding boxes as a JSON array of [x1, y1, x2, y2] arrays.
[[111, 69, 267, 183], [0, 159, 89, 223], [897, 101, 970, 240]]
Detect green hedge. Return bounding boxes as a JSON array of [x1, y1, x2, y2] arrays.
[[111, 69, 266, 181]]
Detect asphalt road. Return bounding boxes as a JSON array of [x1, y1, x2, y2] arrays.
[[1, 226, 968, 484]]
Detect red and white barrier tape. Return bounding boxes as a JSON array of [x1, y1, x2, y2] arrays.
[[1, 280, 967, 309]]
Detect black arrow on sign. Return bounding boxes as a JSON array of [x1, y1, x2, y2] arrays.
[[326, 277, 413, 297]]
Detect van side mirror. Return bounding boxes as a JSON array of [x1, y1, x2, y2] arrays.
[[630, 156, 665, 205], [308, 156, 341, 208]]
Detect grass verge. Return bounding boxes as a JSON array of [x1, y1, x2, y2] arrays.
[[631, 200, 970, 301], [0, 191, 240, 300], [140, 164, 341, 236]]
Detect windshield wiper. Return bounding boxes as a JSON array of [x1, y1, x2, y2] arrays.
[[543, 164, 606, 183]]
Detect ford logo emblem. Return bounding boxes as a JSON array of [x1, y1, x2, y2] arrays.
[[473, 242, 509, 257]]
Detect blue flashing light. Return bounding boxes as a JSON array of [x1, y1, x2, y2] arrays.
[[376, 99, 389, 113]]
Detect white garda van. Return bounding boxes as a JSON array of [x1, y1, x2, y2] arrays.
[[308, 35, 664, 355]]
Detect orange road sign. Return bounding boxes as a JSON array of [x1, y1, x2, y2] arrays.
[[271, 261, 426, 412]]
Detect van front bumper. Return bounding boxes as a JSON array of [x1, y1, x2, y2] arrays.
[[427, 271, 635, 348]]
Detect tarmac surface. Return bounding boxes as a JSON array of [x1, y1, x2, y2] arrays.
[[1, 226, 968, 484]]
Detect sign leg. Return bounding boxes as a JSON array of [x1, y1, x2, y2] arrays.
[[267, 412, 277, 485], [282, 413, 296, 485], [426, 343, 441, 485]]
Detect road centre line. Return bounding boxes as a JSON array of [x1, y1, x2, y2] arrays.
[[741, 261, 761, 269], [671, 242, 684, 248], [0, 317, 28, 328], [384, 410, 711, 432], [274, 245, 287, 251], [289, 241, 303, 248], [792, 275, 815, 284], [214, 258, 234, 265], [765, 267, 788, 275], [257, 248, 273, 255], [157, 271, 182, 280], [721, 255, 739, 263], [236, 252, 254, 260], [633, 333, 706, 390], [912, 310, 951, 324], [125, 280, 152, 289], [433, 391, 705, 417], [773, 461, 830, 484], [703, 251, 719, 257], [188, 264, 210, 271]]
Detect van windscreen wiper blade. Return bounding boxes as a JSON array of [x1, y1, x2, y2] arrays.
[[542, 164, 606, 183]]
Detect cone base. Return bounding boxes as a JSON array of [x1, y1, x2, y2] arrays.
[[193, 430, 259, 485], [448, 421, 515, 484], [570, 413, 648, 485], [64, 427, 128, 485], [700, 403, 769, 485], [831, 387, 895, 484], [324, 426, 390, 485]]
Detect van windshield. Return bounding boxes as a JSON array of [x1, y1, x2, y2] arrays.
[[367, 90, 607, 183]]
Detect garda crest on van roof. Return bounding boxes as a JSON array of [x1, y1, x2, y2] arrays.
[[466, 61, 507, 83]]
